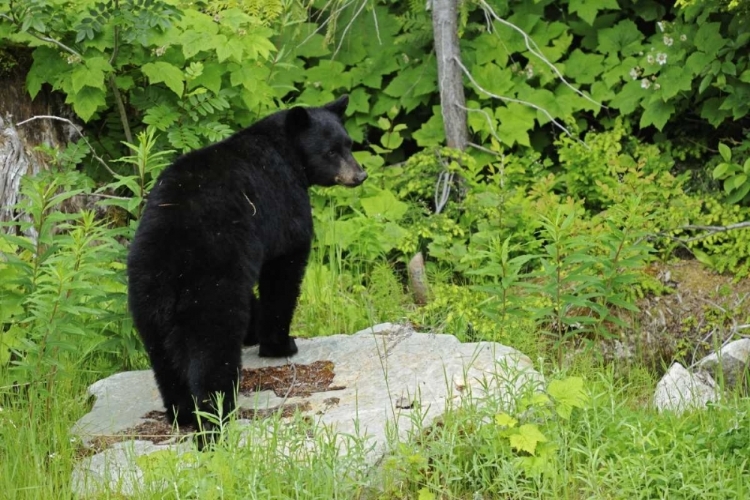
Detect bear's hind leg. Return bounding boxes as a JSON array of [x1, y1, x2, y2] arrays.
[[184, 327, 244, 428], [257, 248, 309, 357], [146, 342, 195, 426]]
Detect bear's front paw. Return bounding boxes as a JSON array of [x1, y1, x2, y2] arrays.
[[258, 336, 298, 357]]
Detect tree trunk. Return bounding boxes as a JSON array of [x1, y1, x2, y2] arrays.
[[431, 0, 468, 150], [0, 49, 76, 228]]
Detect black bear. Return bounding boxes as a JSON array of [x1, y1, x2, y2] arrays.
[[127, 95, 366, 429]]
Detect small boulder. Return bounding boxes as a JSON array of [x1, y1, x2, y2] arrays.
[[654, 362, 719, 414], [696, 338, 750, 392]]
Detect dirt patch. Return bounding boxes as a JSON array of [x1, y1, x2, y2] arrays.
[[239, 360, 345, 397], [605, 260, 750, 372], [79, 361, 342, 455]]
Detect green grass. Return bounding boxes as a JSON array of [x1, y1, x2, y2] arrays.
[[1, 257, 749, 499]]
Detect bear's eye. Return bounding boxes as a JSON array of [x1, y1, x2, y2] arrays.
[[325, 150, 337, 158]]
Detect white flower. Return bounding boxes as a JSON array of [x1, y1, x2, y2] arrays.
[[654, 83, 661, 90], [525, 65, 534, 78], [629, 67, 641, 80], [656, 52, 668, 65], [647, 54, 655, 64], [154, 46, 166, 57], [641, 78, 652, 89], [657, 21, 665, 32], [680, 34, 687, 42], [663, 35, 673, 46]]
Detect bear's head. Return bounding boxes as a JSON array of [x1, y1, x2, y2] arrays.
[[286, 95, 368, 188]]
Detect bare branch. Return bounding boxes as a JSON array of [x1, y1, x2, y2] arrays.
[[478, 0, 604, 111], [656, 221, 750, 244], [453, 56, 583, 144], [16, 115, 117, 177]]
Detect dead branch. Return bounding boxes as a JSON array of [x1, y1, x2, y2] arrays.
[[16, 115, 117, 177]]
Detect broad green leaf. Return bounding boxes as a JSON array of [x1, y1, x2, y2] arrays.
[[597, 20, 642, 56], [565, 50, 605, 83], [230, 66, 258, 91], [214, 35, 244, 63], [27, 46, 67, 99], [639, 98, 674, 131], [509, 424, 547, 455], [67, 87, 106, 122], [495, 413, 518, 427], [472, 63, 515, 98], [142, 62, 185, 97], [71, 64, 105, 94], [712, 162, 730, 180], [360, 189, 408, 221], [700, 97, 732, 126], [244, 30, 277, 61], [568, 0, 618, 25], [412, 108, 445, 148], [548, 376, 588, 419], [189, 62, 223, 93], [610, 80, 644, 114], [726, 182, 750, 205], [496, 103, 536, 147], [732, 174, 747, 190], [180, 30, 210, 59], [718, 143, 732, 162], [694, 23, 727, 57], [417, 488, 435, 500]]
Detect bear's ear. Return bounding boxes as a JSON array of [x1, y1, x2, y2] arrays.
[[286, 106, 311, 134], [324, 95, 349, 117]]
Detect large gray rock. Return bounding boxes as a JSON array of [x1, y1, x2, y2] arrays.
[[696, 338, 750, 391], [71, 323, 541, 497], [653, 362, 719, 414]]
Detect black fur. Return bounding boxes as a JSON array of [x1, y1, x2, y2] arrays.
[[127, 95, 366, 428]]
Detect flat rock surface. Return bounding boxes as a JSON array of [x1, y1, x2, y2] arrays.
[[71, 323, 540, 497]]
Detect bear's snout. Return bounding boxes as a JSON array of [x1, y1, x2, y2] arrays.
[[335, 159, 368, 187]]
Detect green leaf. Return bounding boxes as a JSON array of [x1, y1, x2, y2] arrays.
[[71, 60, 107, 94], [565, 50, 605, 84], [639, 98, 674, 131], [694, 23, 727, 57], [244, 30, 277, 61], [495, 413, 518, 427], [214, 35, 245, 63], [188, 62, 224, 94], [610, 80, 644, 115], [230, 66, 259, 91], [360, 189, 409, 221], [27, 46, 67, 99], [417, 488, 435, 500], [726, 181, 750, 205], [496, 103, 536, 147], [142, 62, 185, 97], [509, 424, 547, 455], [412, 108, 445, 148], [180, 30, 210, 59], [67, 87, 106, 122], [597, 20, 642, 56], [713, 162, 730, 179], [718, 143, 732, 162], [548, 377, 588, 419], [0, 326, 24, 365], [568, 0, 618, 25], [700, 97, 732, 126]]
